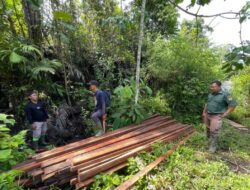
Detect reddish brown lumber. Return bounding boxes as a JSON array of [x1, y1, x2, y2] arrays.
[[44, 119, 176, 176], [14, 116, 166, 172], [41, 118, 175, 168], [78, 126, 191, 181], [70, 177, 78, 186], [13, 161, 41, 173], [74, 137, 157, 173], [75, 163, 127, 189], [42, 124, 181, 183], [34, 115, 164, 161], [43, 160, 70, 175], [115, 134, 193, 190], [41, 172, 56, 182], [12, 158, 36, 170], [75, 126, 193, 174], [73, 123, 187, 166]]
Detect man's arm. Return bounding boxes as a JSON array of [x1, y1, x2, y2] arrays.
[[202, 104, 207, 117], [24, 105, 36, 129], [24, 105, 33, 124], [101, 92, 106, 118], [222, 94, 237, 117], [222, 107, 235, 117]]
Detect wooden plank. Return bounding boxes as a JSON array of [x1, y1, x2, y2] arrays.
[[74, 138, 156, 173], [12, 158, 36, 170], [47, 120, 175, 177], [43, 160, 70, 175], [78, 126, 191, 181], [34, 115, 164, 161], [29, 169, 43, 177], [70, 177, 78, 186], [115, 134, 193, 190], [75, 163, 127, 189], [41, 118, 175, 168], [73, 124, 187, 166], [75, 127, 192, 174], [12, 162, 41, 173]]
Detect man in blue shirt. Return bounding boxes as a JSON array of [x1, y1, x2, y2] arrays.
[[24, 91, 49, 150], [88, 80, 107, 136]]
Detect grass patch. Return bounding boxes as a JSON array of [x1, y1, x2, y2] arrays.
[[90, 122, 250, 190]]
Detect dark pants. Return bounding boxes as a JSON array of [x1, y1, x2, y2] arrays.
[[91, 110, 103, 125]]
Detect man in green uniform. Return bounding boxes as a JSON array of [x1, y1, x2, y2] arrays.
[[202, 80, 237, 153]]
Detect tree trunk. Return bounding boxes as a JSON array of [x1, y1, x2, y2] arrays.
[[1, 0, 17, 36], [135, 0, 146, 104], [21, 0, 42, 45], [12, 0, 26, 37]]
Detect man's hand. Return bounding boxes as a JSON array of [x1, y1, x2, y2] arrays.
[[202, 112, 207, 118], [102, 114, 107, 120], [222, 112, 228, 118], [31, 123, 37, 130]]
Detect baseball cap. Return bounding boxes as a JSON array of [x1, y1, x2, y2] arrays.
[[87, 80, 99, 86]]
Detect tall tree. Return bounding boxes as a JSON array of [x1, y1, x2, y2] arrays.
[[21, 0, 42, 45], [135, 0, 146, 104]]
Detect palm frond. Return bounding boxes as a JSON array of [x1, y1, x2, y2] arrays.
[[68, 63, 84, 80], [20, 44, 42, 58]]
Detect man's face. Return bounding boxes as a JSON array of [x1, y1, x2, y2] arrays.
[[210, 83, 221, 93], [89, 84, 97, 92], [29, 93, 38, 102]]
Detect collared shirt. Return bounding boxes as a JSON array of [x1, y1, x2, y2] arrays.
[[207, 90, 237, 114]]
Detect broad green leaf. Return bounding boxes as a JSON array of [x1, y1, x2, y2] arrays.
[[0, 127, 10, 132], [53, 11, 73, 22], [9, 52, 26, 63], [0, 149, 12, 159]]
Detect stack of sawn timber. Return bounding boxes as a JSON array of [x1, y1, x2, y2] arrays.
[[13, 115, 194, 189]]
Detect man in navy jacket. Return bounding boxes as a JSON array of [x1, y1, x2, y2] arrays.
[[88, 80, 107, 136]]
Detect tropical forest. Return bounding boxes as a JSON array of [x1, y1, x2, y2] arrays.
[[0, 0, 250, 189]]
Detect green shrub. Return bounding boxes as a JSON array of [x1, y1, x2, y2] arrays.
[[0, 113, 33, 190], [146, 29, 223, 121], [230, 66, 250, 127], [141, 91, 171, 115], [110, 81, 150, 129]]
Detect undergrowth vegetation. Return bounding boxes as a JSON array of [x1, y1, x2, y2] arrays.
[[90, 123, 250, 190], [0, 114, 33, 190], [229, 66, 250, 127]]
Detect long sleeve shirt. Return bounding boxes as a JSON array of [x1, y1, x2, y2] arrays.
[[24, 101, 49, 124], [94, 90, 106, 115]]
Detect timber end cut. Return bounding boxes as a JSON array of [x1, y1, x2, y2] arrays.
[[12, 115, 194, 189]]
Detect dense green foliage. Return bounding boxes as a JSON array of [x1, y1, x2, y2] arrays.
[[0, 114, 32, 190], [229, 66, 250, 127], [146, 21, 222, 122], [0, 0, 250, 188]]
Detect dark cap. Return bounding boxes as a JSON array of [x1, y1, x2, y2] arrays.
[[210, 80, 222, 87], [87, 80, 99, 86], [26, 90, 37, 97]]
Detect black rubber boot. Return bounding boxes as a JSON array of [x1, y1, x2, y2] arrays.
[[32, 141, 39, 151], [39, 135, 48, 146]]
